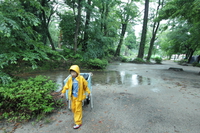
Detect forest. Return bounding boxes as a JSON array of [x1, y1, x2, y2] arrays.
[[1, 0, 200, 84], [0, 0, 200, 122]]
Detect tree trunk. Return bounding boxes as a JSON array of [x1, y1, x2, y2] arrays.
[[115, 23, 127, 56], [47, 28, 55, 50], [82, 0, 91, 52], [100, 2, 105, 32], [188, 50, 195, 63], [147, 0, 164, 61], [104, 2, 109, 36], [74, 0, 82, 52], [137, 0, 149, 59], [115, 0, 132, 57], [58, 31, 62, 48], [147, 29, 157, 61], [41, 9, 55, 50]]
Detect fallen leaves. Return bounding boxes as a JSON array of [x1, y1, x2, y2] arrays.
[[58, 120, 62, 123], [11, 123, 21, 132]]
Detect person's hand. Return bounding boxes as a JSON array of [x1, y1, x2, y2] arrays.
[[60, 93, 64, 98]]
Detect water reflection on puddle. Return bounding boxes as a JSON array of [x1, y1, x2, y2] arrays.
[[92, 71, 151, 86], [151, 88, 160, 93], [20, 70, 152, 91]]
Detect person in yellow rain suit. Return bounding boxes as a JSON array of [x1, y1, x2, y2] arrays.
[[60, 65, 91, 129]]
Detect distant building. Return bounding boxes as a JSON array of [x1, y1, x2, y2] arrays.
[[189, 55, 200, 63]]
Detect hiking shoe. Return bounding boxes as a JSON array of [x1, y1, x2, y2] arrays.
[[73, 124, 82, 129]]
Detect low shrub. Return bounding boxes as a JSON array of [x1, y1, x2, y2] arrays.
[[154, 57, 162, 64], [192, 62, 200, 67], [121, 56, 130, 62], [0, 75, 63, 122], [0, 71, 12, 85], [132, 58, 145, 63], [87, 58, 108, 69], [61, 48, 82, 60], [177, 59, 188, 65]]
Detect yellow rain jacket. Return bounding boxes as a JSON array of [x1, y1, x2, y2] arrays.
[[62, 65, 90, 101]]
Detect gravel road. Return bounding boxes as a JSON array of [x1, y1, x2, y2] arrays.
[[1, 60, 200, 133]]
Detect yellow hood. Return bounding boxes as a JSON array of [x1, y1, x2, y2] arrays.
[[62, 64, 90, 101], [69, 65, 80, 75]]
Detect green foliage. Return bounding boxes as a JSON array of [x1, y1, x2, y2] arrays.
[[59, 12, 75, 46], [87, 58, 108, 69], [153, 57, 162, 64], [124, 25, 137, 50], [121, 56, 131, 62], [0, 1, 51, 80], [46, 48, 66, 61], [121, 57, 128, 62], [0, 75, 63, 122], [192, 62, 200, 67], [132, 58, 146, 63], [196, 64, 200, 67], [0, 45, 66, 82], [61, 48, 82, 60], [157, 0, 200, 58], [0, 71, 12, 85], [177, 59, 188, 65]]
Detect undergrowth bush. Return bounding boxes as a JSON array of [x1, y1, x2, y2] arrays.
[[0, 70, 12, 85], [121, 56, 130, 62], [177, 59, 188, 65], [192, 62, 200, 67], [87, 58, 108, 69], [154, 57, 162, 64], [0, 75, 63, 122], [37, 60, 63, 70], [61, 48, 83, 60], [132, 58, 145, 63]]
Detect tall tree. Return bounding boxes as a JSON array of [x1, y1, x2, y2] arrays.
[[21, 0, 57, 50], [64, 0, 84, 52], [0, 0, 50, 83], [115, 0, 138, 56], [157, 0, 200, 62], [82, 0, 92, 51], [40, 0, 56, 50], [137, 0, 149, 59], [83, 0, 119, 59], [146, 0, 164, 61], [59, 12, 76, 46], [123, 26, 137, 56], [74, 0, 83, 52]]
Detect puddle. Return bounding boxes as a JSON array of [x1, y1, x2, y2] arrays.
[[91, 71, 152, 87], [18, 70, 152, 91], [151, 88, 160, 93]]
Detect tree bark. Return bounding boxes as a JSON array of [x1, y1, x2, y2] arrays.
[[100, 2, 105, 33], [137, 0, 149, 59], [115, 1, 133, 56], [115, 23, 128, 56], [147, 0, 164, 61], [41, 0, 55, 50], [74, 0, 82, 52], [41, 9, 55, 50], [82, 0, 92, 52], [188, 50, 195, 63], [104, 2, 109, 36]]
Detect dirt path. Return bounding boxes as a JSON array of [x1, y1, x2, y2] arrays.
[[1, 60, 200, 133]]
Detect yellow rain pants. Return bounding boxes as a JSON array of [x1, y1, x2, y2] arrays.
[[71, 96, 82, 125]]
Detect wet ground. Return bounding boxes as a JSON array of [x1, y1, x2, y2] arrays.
[[1, 60, 200, 133], [16, 64, 155, 92]]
